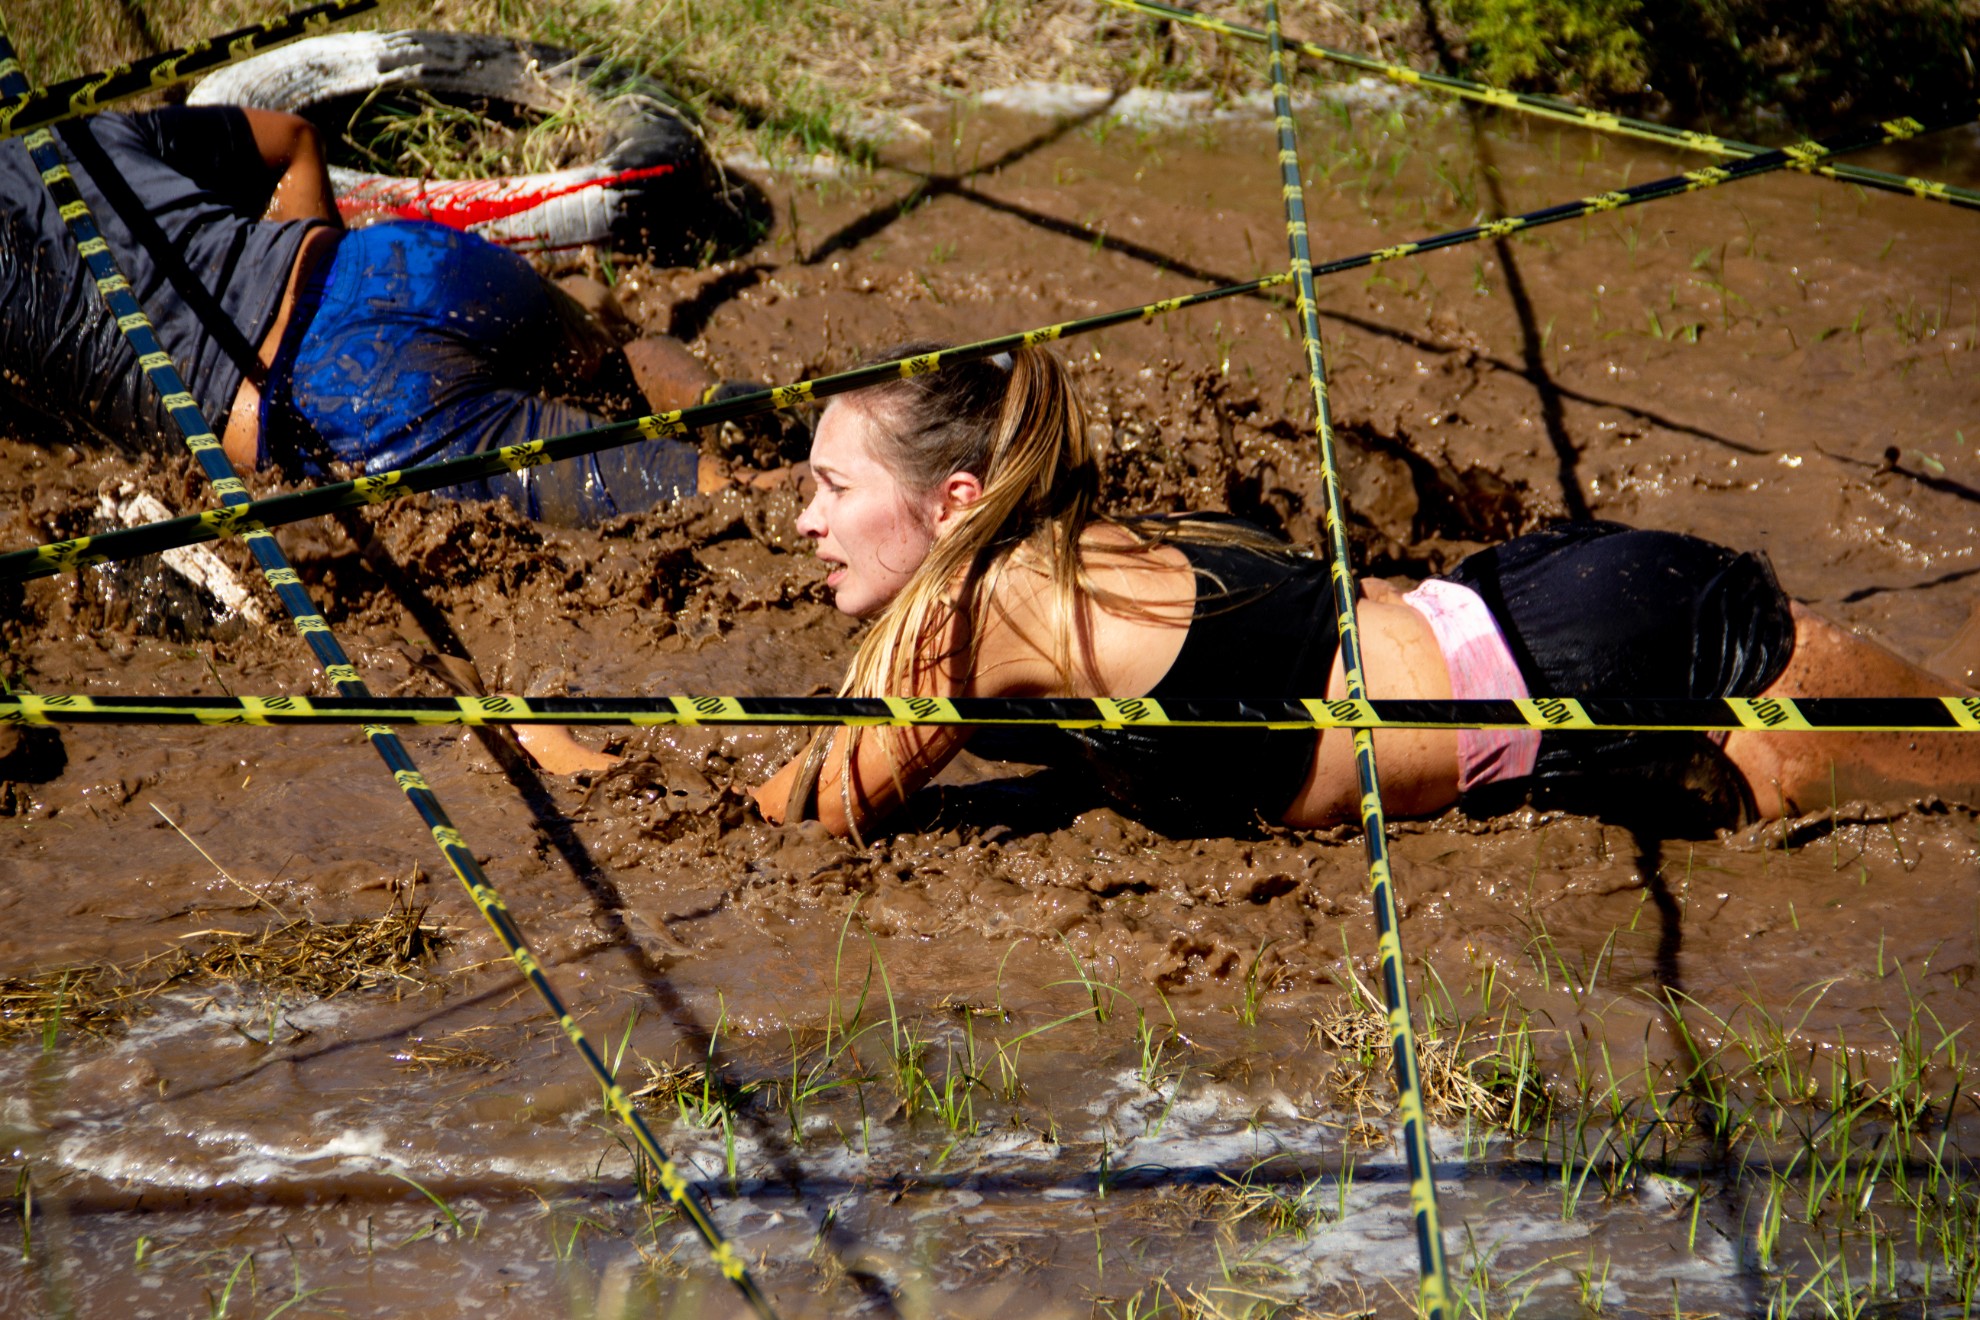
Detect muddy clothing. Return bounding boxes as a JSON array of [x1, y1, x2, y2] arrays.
[[268, 220, 699, 523], [976, 518, 1796, 835], [974, 521, 1341, 833], [0, 107, 316, 451], [1443, 520, 1797, 827], [2, 110, 695, 523]]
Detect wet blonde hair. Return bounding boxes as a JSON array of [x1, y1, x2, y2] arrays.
[[786, 342, 1293, 832]]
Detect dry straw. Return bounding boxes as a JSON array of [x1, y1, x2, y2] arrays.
[[0, 903, 441, 1044]]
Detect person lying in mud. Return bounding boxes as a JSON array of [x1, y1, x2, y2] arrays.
[[724, 342, 1979, 838], [0, 105, 766, 525]]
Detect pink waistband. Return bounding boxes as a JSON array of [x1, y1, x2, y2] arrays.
[[1400, 579, 1539, 792]]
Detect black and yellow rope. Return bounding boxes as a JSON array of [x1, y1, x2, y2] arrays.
[[5, 3, 1962, 1312], [5, 96, 1954, 586], [1102, 0, 1980, 212], [0, 20, 775, 1313], [6, 692, 1976, 733], [0, 0, 375, 140], [1265, 5, 1451, 1313]]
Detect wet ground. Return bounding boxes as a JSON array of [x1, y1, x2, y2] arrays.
[[3, 83, 1979, 1317]]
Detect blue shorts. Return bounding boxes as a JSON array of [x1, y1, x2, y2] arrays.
[[269, 221, 698, 525]]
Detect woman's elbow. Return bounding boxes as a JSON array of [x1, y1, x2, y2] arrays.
[[285, 115, 324, 157], [752, 740, 909, 839]]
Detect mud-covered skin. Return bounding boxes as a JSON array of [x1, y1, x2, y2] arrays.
[[1, 104, 1976, 1315]]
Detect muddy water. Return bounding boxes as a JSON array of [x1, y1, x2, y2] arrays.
[[2, 90, 1978, 1317]]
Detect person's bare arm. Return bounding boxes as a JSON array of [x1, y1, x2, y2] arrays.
[[753, 718, 974, 837], [242, 109, 341, 226], [752, 557, 1099, 836], [753, 601, 1003, 836]]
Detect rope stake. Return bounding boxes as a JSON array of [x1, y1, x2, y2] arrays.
[[1265, 5, 1451, 1313]]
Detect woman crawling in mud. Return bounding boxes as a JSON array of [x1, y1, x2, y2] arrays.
[[484, 337, 1980, 834], [684, 342, 1979, 840]]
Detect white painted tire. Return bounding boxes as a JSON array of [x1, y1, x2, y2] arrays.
[[190, 29, 721, 256]]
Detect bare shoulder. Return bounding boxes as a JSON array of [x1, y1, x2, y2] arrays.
[[969, 525, 1195, 698], [964, 546, 1067, 697], [982, 527, 1190, 629]]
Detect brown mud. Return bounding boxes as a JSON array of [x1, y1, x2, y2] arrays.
[[2, 94, 1978, 1317]]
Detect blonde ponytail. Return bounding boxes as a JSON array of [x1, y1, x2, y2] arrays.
[[786, 343, 1296, 832]]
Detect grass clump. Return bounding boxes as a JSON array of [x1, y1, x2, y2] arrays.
[[1309, 965, 1549, 1131], [1648, 0, 1977, 130], [333, 86, 611, 180], [1449, 957, 1979, 1310], [1445, 0, 1647, 100], [6, 0, 1970, 156], [1439, 0, 1977, 130], [1194, 1158, 1351, 1241], [0, 0, 1418, 165], [392, 1025, 509, 1073], [0, 902, 444, 1044]]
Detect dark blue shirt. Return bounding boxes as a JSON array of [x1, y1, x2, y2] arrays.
[[0, 107, 319, 452]]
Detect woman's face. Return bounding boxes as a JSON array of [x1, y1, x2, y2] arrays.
[[796, 400, 950, 618]]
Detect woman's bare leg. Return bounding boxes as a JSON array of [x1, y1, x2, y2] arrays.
[[1724, 605, 1980, 816], [1281, 594, 1463, 827]]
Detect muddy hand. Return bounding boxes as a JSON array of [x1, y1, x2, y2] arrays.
[[513, 725, 620, 777]]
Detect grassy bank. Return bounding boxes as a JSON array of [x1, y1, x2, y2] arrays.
[[6, 0, 1974, 163], [1441, 0, 1978, 133]]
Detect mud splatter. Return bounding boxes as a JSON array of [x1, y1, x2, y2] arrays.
[[2, 99, 1977, 1316]]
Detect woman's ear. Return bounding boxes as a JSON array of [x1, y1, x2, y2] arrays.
[[930, 470, 983, 537]]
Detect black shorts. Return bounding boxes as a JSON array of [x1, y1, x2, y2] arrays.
[[1441, 521, 1797, 829]]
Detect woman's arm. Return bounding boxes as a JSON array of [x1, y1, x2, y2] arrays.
[[752, 604, 981, 836], [752, 540, 1183, 836], [753, 576, 1067, 836], [751, 717, 974, 836]]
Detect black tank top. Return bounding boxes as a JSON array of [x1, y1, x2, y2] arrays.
[[972, 518, 1340, 833]]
